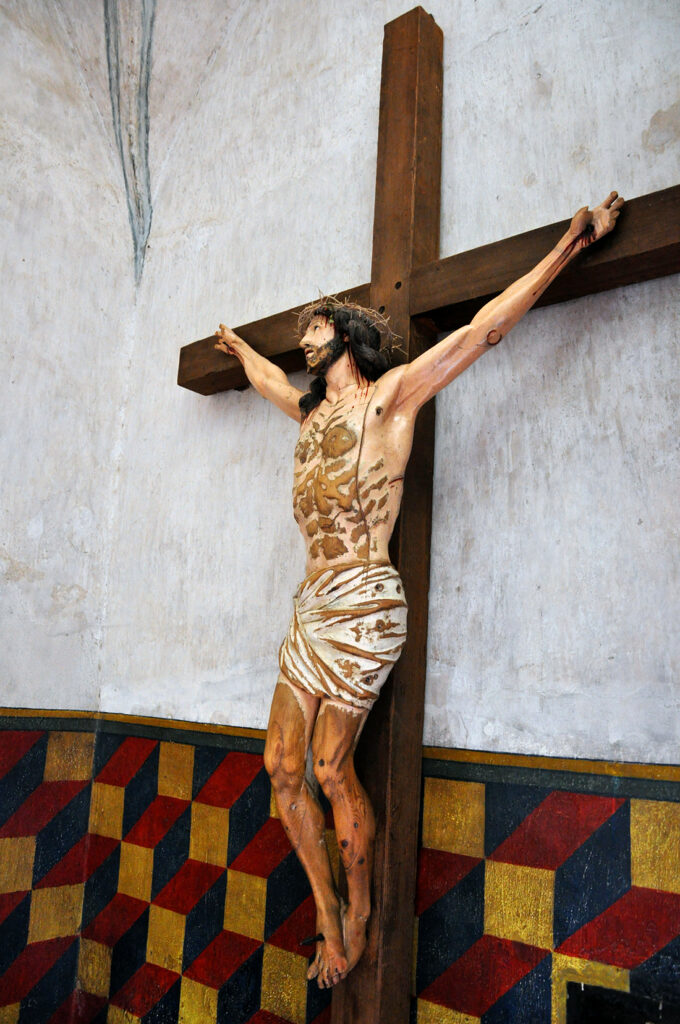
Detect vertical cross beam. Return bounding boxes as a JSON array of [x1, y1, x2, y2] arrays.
[[331, 9, 443, 1023]]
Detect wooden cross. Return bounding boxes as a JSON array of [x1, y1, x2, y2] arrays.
[[178, 8, 679, 1023]]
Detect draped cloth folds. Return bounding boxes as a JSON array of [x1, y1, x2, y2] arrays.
[[279, 561, 408, 711]]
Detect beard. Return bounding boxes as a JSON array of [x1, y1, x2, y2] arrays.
[[305, 334, 346, 376]]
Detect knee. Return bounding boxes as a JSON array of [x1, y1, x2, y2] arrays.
[[313, 756, 345, 801], [264, 741, 304, 793]]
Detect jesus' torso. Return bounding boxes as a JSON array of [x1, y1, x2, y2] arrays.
[[293, 382, 408, 574]]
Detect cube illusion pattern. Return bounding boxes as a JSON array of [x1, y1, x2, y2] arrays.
[[0, 727, 332, 1024], [413, 776, 680, 1023], [0, 722, 679, 1024]]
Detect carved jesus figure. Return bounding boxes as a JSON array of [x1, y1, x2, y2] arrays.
[[215, 193, 623, 988]]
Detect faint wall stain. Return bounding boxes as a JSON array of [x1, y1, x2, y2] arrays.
[[50, 583, 88, 615], [571, 144, 590, 165], [104, 0, 156, 284], [0, 547, 45, 583], [642, 99, 680, 155]]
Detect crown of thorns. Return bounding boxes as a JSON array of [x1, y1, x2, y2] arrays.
[[297, 295, 398, 353]]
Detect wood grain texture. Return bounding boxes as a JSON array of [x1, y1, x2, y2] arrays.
[[410, 183, 680, 330], [330, 9, 442, 1024], [178, 185, 678, 394]]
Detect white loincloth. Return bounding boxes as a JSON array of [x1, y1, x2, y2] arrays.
[[278, 561, 408, 712]]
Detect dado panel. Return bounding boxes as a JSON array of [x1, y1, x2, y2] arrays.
[[0, 715, 678, 1023]]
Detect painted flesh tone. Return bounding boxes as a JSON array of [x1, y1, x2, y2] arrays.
[[293, 382, 402, 569], [214, 194, 624, 987]]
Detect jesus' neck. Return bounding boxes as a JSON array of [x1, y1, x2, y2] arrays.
[[321, 349, 371, 405]]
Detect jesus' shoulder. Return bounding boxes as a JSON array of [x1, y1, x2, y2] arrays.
[[292, 371, 419, 574]]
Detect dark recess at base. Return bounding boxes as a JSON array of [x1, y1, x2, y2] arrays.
[[567, 983, 680, 1023]]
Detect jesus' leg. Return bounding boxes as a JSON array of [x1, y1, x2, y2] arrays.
[[312, 700, 374, 976], [263, 677, 347, 987]]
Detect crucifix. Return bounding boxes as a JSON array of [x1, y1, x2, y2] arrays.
[[178, 8, 680, 1023]]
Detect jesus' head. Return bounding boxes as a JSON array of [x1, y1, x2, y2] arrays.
[[297, 297, 394, 416]]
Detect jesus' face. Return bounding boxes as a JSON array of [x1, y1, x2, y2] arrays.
[[299, 316, 345, 376]]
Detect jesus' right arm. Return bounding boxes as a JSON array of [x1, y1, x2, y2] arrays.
[[214, 324, 303, 422]]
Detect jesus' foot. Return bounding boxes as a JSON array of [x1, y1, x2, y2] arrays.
[[306, 906, 348, 988], [341, 901, 370, 974]]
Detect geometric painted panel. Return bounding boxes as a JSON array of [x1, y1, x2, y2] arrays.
[[1, 718, 679, 1024], [413, 767, 680, 1024], [0, 723, 333, 1024]]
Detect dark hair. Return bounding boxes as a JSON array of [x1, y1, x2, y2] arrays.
[[298, 301, 393, 418]]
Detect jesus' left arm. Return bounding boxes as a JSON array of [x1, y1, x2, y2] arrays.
[[387, 191, 624, 413]]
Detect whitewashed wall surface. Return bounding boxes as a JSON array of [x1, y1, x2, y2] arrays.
[[1, 0, 678, 761]]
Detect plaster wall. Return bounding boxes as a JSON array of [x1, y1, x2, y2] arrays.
[[1, 0, 678, 759]]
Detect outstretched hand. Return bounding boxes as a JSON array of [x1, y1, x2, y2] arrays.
[[569, 191, 624, 248], [214, 323, 241, 355]]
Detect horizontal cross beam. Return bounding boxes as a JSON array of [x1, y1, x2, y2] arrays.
[[412, 182, 680, 330], [177, 184, 679, 396]]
